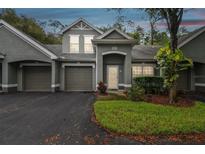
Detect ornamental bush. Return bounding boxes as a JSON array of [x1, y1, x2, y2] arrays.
[[127, 84, 145, 101], [97, 81, 107, 94], [133, 76, 165, 94]]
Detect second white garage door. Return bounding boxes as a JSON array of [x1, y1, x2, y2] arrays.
[[65, 66, 93, 91]]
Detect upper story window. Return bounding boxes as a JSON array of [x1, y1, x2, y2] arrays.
[[70, 35, 79, 53], [132, 65, 154, 78], [84, 35, 94, 53]]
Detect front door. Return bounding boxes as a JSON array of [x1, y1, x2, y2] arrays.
[[107, 65, 118, 89]]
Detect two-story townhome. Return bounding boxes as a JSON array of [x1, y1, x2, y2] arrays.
[[0, 18, 205, 93]]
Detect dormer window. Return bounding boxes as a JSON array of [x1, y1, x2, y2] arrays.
[[70, 35, 79, 53], [84, 35, 94, 53]]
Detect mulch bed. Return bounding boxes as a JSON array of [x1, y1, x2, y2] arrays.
[[144, 94, 195, 107]]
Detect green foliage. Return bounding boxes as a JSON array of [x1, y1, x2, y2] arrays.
[[94, 101, 205, 135], [127, 84, 145, 101], [134, 76, 165, 94], [0, 8, 61, 44], [155, 46, 193, 88]]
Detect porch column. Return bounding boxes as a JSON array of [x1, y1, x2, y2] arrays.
[[190, 68, 195, 91], [96, 47, 103, 86], [60, 64, 65, 91], [51, 61, 60, 92], [17, 66, 23, 91], [2, 61, 8, 92], [124, 53, 132, 88]]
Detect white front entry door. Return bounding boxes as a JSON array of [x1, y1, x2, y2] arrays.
[[107, 65, 118, 89]]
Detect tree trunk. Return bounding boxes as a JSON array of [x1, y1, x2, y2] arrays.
[[150, 22, 154, 45], [169, 82, 177, 104]]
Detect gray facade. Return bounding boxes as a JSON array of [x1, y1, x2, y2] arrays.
[[0, 18, 205, 93]]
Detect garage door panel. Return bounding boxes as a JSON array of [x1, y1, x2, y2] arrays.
[[65, 66, 92, 91], [23, 66, 51, 91]]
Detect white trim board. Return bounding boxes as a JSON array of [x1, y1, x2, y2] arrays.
[[62, 63, 95, 68], [60, 18, 103, 34], [2, 84, 18, 88], [0, 20, 58, 59], [178, 27, 205, 48], [195, 83, 205, 87], [51, 84, 60, 88], [102, 51, 127, 56], [96, 28, 133, 40]]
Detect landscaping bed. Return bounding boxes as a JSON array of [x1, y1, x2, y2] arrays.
[[94, 100, 205, 136], [144, 95, 195, 107]]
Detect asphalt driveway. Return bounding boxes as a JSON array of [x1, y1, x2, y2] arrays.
[[0, 92, 141, 145]]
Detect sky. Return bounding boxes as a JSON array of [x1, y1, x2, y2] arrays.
[[1, 8, 205, 32]]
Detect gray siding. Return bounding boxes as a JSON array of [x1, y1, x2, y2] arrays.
[[180, 31, 205, 64], [97, 44, 132, 86], [104, 31, 126, 39], [0, 26, 51, 63], [62, 29, 100, 53]]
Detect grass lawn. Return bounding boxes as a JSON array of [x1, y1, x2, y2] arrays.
[[94, 100, 205, 135]]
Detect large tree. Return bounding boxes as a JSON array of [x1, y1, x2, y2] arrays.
[[0, 8, 62, 44], [144, 9, 162, 45]]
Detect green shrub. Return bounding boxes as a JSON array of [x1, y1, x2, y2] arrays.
[[127, 84, 145, 101], [97, 81, 107, 94], [133, 76, 165, 94]]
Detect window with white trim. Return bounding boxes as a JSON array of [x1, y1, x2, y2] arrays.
[[70, 35, 79, 53], [132, 65, 154, 77], [84, 35, 94, 53]]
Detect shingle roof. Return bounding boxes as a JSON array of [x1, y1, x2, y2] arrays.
[[45, 44, 62, 56], [178, 26, 205, 48], [132, 45, 161, 61]]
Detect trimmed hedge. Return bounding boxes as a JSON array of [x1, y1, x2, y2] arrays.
[[133, 76, 165, 94]]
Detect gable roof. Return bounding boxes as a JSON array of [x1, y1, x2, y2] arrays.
[[96, 28, 133, 40], [0, 19, 58, 59], [60, 18, 103, 34], [178, 26, 205, 48]]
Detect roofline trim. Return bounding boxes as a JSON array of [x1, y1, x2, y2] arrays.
[[60, 18, 103, 34], [0, 19, 58, 59], [178, 26, 205, 48], [96, 28, 133, 40]]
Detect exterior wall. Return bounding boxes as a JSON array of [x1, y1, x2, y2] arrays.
[[0, 26, 54, 92], [176, 69, 191, 91], [194, 62, 205, 92], [62, 29, 100, 53], [103, 54, 125, 84], [0, 26, 51, 63], [180, 31, 205, 63], [180, 32, 205, 92], [97, 44, 132, 89]]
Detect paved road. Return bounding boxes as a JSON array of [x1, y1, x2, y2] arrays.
[[0, 92, 141, 145]]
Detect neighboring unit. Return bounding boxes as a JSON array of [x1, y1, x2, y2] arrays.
[[0, 18, 205, 92]]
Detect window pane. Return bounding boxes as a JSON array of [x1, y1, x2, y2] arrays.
[[84, 36, 93, 53], [143, 66, 154, 76], [70, 35, 79, 53], [132, 66, 142, 78]]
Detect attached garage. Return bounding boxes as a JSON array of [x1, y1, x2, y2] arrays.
[[23, 66, 51, 91], [65, 66, 93, 91]]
